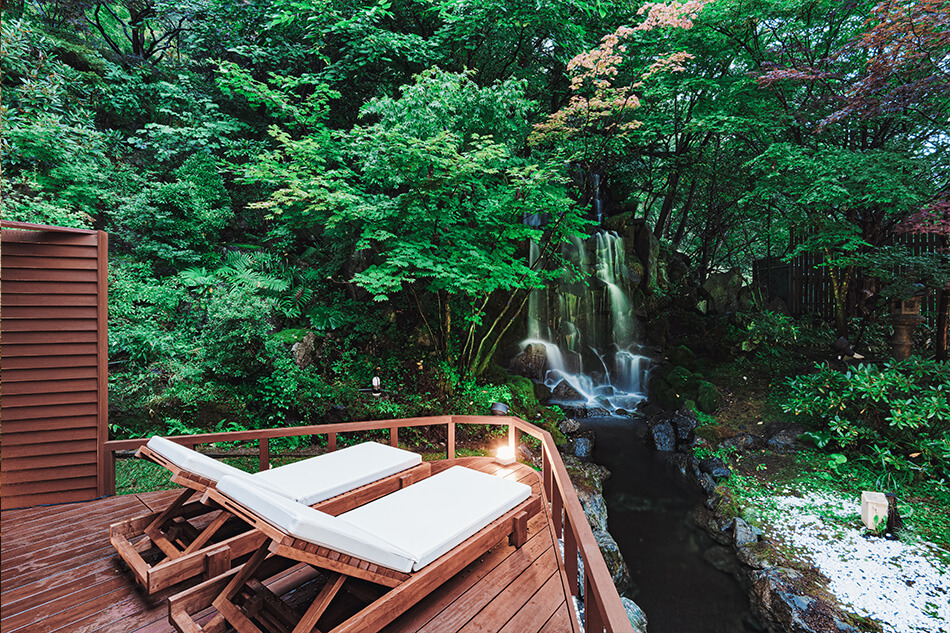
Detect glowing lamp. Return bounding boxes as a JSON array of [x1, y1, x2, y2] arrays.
[[495, 445, 516, 466]]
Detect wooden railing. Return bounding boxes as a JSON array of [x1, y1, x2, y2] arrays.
[[103, 415, 634, 633]]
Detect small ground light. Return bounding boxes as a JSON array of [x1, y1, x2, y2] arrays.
[[495, 445, 516, 465]]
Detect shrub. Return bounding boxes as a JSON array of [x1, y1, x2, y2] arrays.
[[784, 358, 950, 482]]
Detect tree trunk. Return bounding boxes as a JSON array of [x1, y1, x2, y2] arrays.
[[653, 171, 680, 238], [829, 264, 853, 337]]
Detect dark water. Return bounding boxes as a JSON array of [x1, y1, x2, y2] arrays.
[[579, 416, 759, 633]]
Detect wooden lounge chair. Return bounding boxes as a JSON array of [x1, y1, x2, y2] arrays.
[[111, 437, 431, 594], [168, 465, 542, 633]]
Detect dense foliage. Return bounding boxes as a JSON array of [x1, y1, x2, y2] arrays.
[[2, 0, 947, 440], [786, 359, 950, 485]]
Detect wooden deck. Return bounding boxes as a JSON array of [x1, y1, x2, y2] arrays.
[[0, 458, 577, 633]]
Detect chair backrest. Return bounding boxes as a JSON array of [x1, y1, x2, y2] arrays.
[[216, 474, 417, 573], [251, 441, 422, 505], [146, 436, 255, 485]]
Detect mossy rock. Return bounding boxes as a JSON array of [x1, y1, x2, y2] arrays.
[[536, 413, 568, 446], [604, 211, 634, 232], [665, 365, 693, 392], [506, 375, 539, 418], [480, 359, 511, 384], [696, 380, 720, 414], [668, 345, 697, 369], [649, 376, 683, 410]]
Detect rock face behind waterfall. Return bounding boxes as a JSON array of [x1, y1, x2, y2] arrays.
[[511, 229, 653, 415], [509, 342, 547, 380]]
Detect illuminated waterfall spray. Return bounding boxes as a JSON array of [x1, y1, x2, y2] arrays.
[[516, 230, 650, 413]]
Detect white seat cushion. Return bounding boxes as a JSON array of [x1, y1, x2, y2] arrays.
[[253, 442, 422, 505], [340, 466, 532, 571], [217, 475, 416, 573]]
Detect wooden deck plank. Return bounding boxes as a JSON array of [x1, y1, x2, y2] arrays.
[[381, 513, 550, 633], [0, 557, 125, 613], [412, 529, 552, 633], [0, 458, 574, 633], [456, 549, 558, 633], [1, 495, 148, 553], [497, 572, 568, 633], [538, 601, 574, 633]]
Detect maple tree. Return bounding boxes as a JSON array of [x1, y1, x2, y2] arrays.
[[529, 0, 711, 208]]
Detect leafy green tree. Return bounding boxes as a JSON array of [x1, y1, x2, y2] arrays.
[[1, 18, 113, 227], [250, 69, 584, 376]]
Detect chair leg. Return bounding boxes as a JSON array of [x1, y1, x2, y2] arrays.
[[146, 488, 198, 559], [509, 510, 528, 548], [184, 510, 233, 555], [293, 573, 346, 633]]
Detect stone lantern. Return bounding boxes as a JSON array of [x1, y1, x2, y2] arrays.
[[888, 289, 928, 360]]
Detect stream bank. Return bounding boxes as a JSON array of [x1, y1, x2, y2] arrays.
[[574, 415, 761, 633]]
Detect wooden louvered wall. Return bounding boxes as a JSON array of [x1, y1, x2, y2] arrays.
[[1, 222, 109, 510]]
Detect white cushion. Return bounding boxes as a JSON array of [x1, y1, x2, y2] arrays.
[[146, 436, 250, 484], [217, 475, 416, 573], [340, 466, 531, 571], [253, 442, 422, 505]]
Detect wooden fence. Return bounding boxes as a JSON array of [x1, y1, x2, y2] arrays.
[[756, 232, 944, 329], [103, 415, 635, 633], [1, 221, 110, 510]]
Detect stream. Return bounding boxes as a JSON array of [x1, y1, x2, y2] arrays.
[[579, 416, 761, 633]]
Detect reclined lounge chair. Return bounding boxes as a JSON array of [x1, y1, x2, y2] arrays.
[[111, 437, 431, 594], [168, 465, 542, 633]]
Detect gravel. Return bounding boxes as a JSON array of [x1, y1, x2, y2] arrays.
[[761, 491, 949, 633]]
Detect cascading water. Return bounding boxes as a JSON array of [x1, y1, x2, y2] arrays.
[[516, 230, 651, 414]]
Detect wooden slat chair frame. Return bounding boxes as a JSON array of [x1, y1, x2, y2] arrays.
[[168, 485, 543, 633], [111, 444, 432, 595]]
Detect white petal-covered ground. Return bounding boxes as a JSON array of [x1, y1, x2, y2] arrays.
[[757, 491, 949, 633]]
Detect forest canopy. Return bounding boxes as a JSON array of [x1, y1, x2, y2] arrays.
[[2, 0, 947, 437]]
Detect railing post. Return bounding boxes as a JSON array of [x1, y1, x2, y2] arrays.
[[508, 423, 516, 452], [447, 420, 456, 459], [258, 438, 270, 471], [328, 433, 337, 452], [390, 426, 398, 447], [564, 517, 579, 597], [105, 449, 116, 496], [586, 575, 604, 633], [542, 447, 553, 500], [552, 482, 563, 538]]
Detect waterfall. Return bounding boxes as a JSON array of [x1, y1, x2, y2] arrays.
[[515, 230, 650, 414]]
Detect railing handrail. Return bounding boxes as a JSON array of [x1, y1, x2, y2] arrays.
[[102, 415, 634, 632]]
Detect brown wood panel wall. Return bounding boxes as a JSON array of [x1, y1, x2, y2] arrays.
[[1, 223, 109, 510]]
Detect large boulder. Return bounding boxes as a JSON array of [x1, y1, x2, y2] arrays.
[[649, 421, 676, 452], [572, 436, 594, 459], [581, 492, 610, 532], [594, 529, 633, 595], [291, 332, 319, 368], [621, 598, 649, 633], [699, 457, 732, 481], [510, 343, 548, 380], [701, 268, 744, 314], [750, 568, 861, 633], [671, 407, 699, 444], [552, 380, 585, 401], [696, 380, 720, 414]]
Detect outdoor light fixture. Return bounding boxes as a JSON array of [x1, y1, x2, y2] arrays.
[[490, 402, 509, 416], [495, 445, 516, 466], [371, 376, 382, 397]]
